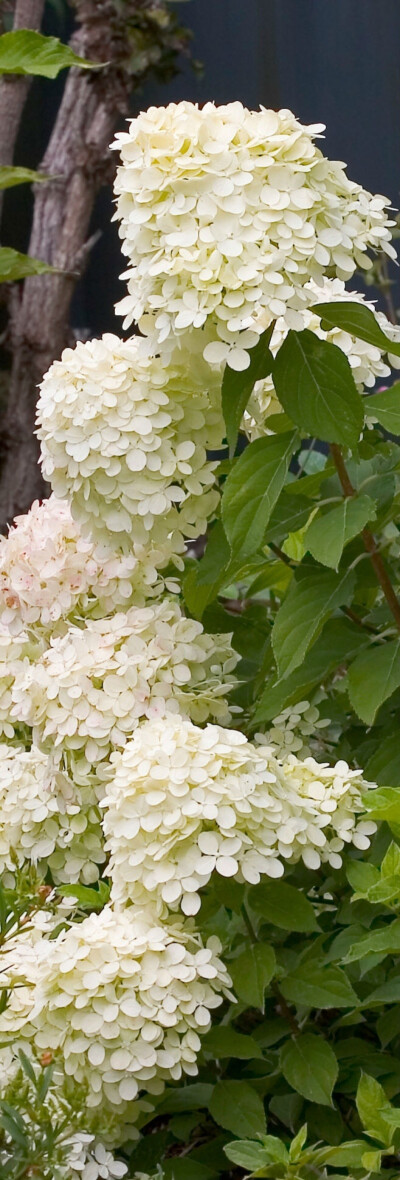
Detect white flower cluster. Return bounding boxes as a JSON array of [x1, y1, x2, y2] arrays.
[[244, 278, 400, 437], [64, 1133, 128, 1180], [37, 334, 224, 552], [113, 101, 394, 367], [0, 496, 179, 638], [12, 905, 231, 1109], [0, 624, 43, 742], [0, 744, 105, 885], [262, 700, 331, 759], [101, 716, 375, 915], [12, 603, 238, 778]]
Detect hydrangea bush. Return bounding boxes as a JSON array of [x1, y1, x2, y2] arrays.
[[2, 101, 400, 1180]]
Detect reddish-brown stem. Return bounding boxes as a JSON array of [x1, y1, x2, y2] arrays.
[[330, 443, 400, 633]]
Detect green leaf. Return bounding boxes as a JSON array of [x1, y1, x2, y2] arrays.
[[58, 883, 110, 911], [223, 1140, 272, 1171], [356, 1073, 395, 1147], [363, 786, 400, 825], [249, 882, 319, 932], [311, 300, 400, 359], [365, 735, 400, 787], [0, 29, 98, 77], [221, 431, 298, 560], [254, 618, 369, 722], [281, 962, 358, 1009], [201, 1026, 263, 1059], [366, 384, 400, 434], [229, 945, 276, 1009], [306, 495, 376, 570], [155, 1084, 213, 1115], [280, 1035, 338, 1106], [0, 246, 56, 282], [0, 165, 49, 189], [273, 329, 364, 447], [344, 918, 400, 963], [348, 639, 400, 725], [271, 566, 356, 679], [222, 325, 275, 455], [209, 1081, 266, 1138]]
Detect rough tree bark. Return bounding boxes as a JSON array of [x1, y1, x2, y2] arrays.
[[0, 0, 189, 532], [0, 0, 45, 193], [0, 1, 135, 530]]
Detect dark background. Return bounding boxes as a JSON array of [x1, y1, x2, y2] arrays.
[[6, 0, 400, 336]]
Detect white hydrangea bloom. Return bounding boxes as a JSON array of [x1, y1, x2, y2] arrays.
[[113, 101, 394, 366], [262, 700, 331, 759], [0, 496, 180, 639], [0, 625, 44, 742], [10, 905, 231, 1109], [0, 744, 105, 885], [101, 716, 375, 915], [63, 1133, 127, 1180], [12, 603, 238, 778], [37, 334, 224, 551], [244, 278, 400, 437]]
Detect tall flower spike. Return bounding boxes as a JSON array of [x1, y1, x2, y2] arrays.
[[37, 333, 225, 552], [4, 904, 232, 1109], [113, 101, 395, 367], [12, 603, 238, 782], [101, 715, 376, 916]]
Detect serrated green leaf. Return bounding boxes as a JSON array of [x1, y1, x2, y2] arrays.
[[221, 431, 298, 560], [222, 326, 274, 454], [348, 639, 400, 725], [0, 29, 98, 77], [356, 1072, 395, 1147], [0, 165, 49, 189], [155, 1084, 213, 1115], [363, 785, 400, 825], [281, 962, 358, 1009], [344, 918, 400, 963], [202, 1026, 263, 1059], [311, 300, 400, 359], [365, 735, 400, 787], [249, 882, 319, 932], [306, 495, 376, 570], [229, 944, 276, 1009], [271, 566, 356, 679], [366, 384, 400, 434], [223, 1140, 273, 1171], [209, 1081, 266, 1138], [0, 246, 56, 282], [254, 617, 369, 722], [273, 329, 364, 446], [280, 1035, 338, 1107]]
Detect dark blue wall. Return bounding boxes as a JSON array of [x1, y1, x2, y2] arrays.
[[75, 0, 400, 331]]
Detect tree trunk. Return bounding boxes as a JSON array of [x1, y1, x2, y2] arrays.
[[0, 0, 45, 186], [0, 7, 130, 532]]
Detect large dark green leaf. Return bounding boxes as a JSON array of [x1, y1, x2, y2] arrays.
[[222, 325, 275, 454], [254, 618, 369, 722], [273, 329, 364, 446], [366, 384, 400, 434], [311, 300, 400, 359], [221, 431, 298, 560], [229, 944, 276, 1009], [365, 735, 400, 786], [0, 30, 97, 77], [201, 1027, 263, 1059], [209, 1081, 266, 1138], [271, 566, 356, 679], [281, 962, 358, 1009], [280, 1035, 338, 1106], [249, 882, 319, 932], [348, 639, 400, 725], [306, 495, 376, 570]]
